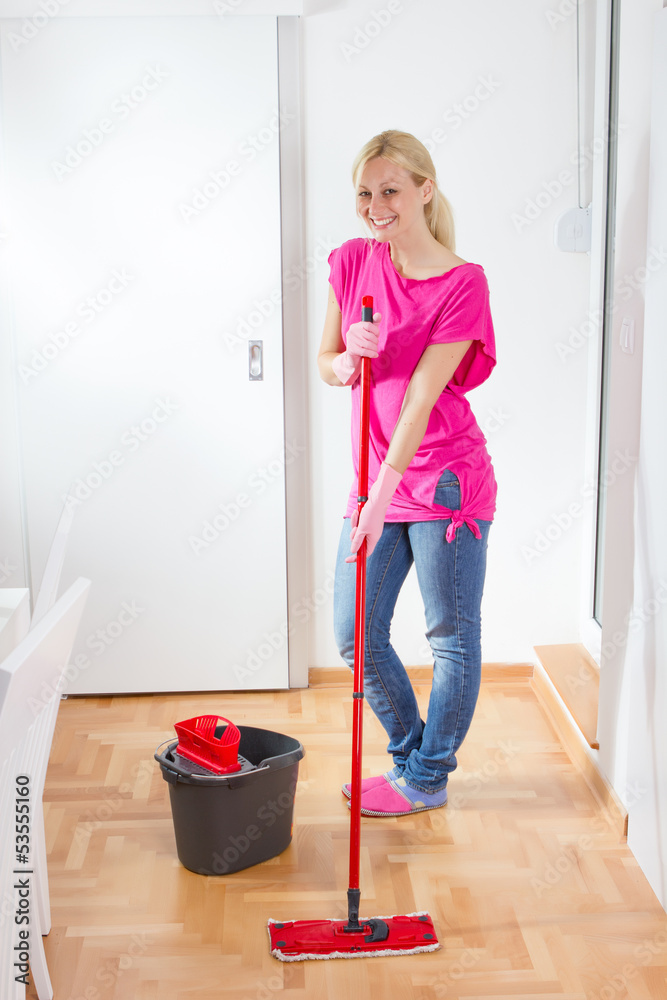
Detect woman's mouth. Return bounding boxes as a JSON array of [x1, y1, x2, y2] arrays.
[[370, 215, 397, 230]]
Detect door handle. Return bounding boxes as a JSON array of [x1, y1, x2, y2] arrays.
[[249, 340, 263, 380]]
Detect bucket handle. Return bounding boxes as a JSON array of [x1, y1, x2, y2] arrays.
[[257, 748, 304, 770], [154, 739, 269, 786]]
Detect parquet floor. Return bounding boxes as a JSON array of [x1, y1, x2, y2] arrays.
[[28, 671, 667, 1000]]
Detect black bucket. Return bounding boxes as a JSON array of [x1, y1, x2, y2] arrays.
[[155, 724, 304, 876]]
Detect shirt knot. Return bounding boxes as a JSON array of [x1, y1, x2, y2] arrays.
[[445, 510, 483, 543]]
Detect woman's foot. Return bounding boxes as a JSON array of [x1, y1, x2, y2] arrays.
[[341, 765, 403, 799], [351, 774, 448, 816]]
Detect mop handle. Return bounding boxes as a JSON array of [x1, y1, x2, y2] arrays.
[[348, 295, 373, 902]]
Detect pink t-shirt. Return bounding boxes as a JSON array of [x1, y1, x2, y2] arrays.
[[328, 237, 497, 538]]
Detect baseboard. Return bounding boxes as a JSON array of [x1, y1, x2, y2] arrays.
[[534, 643, 599, 749], [531, 656, 627, 840], [308, 662, 533, 688]]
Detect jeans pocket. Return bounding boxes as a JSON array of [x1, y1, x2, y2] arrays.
[[433, 468, 461, 510]]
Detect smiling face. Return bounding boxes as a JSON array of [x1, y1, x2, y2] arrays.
[[356, 157, 433, 242]]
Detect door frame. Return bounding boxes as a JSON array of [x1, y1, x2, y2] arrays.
[[278, 15, 310, 688]]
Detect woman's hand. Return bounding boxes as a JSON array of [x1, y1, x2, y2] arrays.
[[346, 462, 402, 561], [317, 283, 382, 386], [345, 315, 381, 360], [331, 312, 382, 386]]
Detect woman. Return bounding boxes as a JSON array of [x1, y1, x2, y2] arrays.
[[317, 130, 497, 818]]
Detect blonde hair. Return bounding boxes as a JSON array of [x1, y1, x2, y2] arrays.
[[352, 130, 455, 252]]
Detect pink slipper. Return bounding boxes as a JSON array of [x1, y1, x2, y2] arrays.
[[351, 775, 448, 817], [341, 766, 402, 799], [341, 773, 390, 799]]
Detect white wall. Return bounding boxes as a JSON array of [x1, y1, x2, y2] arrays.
[[0, 299, 27, 595], [0, 0, 303, 14], [609, 4, 667, 911], [587, 0, 662, 807], [0, 71, 28, 592], [302, 0, 596, 668], [595, 0, 660, 789]]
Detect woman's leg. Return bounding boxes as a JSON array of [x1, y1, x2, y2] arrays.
[[401, 516, 492, 793], [333, 517, 422, 769]]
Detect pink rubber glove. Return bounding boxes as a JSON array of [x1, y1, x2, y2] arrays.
[[346, 462, 403, 562], [331, 312, 382, 386]]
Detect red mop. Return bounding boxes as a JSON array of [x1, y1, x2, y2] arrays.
[[268, 296, 440, 961]]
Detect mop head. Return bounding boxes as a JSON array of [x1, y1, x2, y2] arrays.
[[268, 911, 439, 961]]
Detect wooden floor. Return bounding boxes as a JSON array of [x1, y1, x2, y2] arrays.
[[28, 671, 667, 1000]]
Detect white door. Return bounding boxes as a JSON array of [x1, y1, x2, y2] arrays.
[[0, 15, 289, 693]]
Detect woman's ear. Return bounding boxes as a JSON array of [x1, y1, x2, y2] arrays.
[[422, 179, 434, 205]]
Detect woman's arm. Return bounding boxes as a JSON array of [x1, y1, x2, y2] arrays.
[[384, 339, 473, 474], [346, 338, 474, 560], [317, 278, 471, 465], [317, 284, 347, 386]]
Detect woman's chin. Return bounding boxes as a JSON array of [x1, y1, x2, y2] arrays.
[[368, 226, 394, 241]]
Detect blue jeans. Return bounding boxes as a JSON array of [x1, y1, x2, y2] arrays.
[[333, 470, 492, 794]]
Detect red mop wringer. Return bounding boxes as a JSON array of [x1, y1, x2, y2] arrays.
[[267, 295, 440, 960]]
